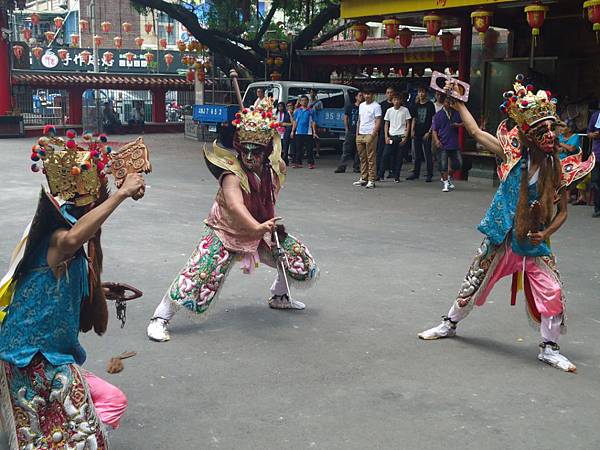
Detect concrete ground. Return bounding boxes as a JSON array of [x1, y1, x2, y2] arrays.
[[0, 134, 599, 450]]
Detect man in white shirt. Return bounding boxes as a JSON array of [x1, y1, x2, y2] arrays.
[[354, 88, 382, 188], [378, 94, 412, 182]]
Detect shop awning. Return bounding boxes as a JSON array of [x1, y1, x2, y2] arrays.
[[11, 70, 194, 90]]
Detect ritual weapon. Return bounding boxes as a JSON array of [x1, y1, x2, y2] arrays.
[[229, 69, 244, 109], [430, 71, 470, 102], [102, 282, 143, 328], [272, 223, 292, 299], [108, 136, 152, 192]]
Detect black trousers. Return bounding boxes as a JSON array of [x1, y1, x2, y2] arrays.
[[293, 134, 314, 165], [412, 134, 433, 178], [591, 161, 600, 213], [378, 135, 408, 179], [339, 131, 360, 171]]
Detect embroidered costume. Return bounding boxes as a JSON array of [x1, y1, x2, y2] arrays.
[[0, 128, 148, 449], [147, 100, 318, 342], [418, 76, 595, 372]]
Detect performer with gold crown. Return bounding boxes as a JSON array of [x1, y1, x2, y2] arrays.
[[147, 96, 318, 342], [0, 126, 148, 449], [418, 75, 595, 372]]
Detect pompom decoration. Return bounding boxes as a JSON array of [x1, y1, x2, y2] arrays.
[[516, 73, 525, 82], [71, 166, 81, 175], [105, 146, 112, 154], [83, 131, 93, 141], [66, 140, 77, 150], [66, 129, 76, 139], [521, 100, 529, 107], [90, 150, 99, 159], [38, 149, 46, 157], [99, 134, 108, 143], [526, 84, 534, 92], [551, 98, 558, 104], [96, 161, 105, 171], [31, 153, 40, 162], [43, 125, 56, 137], [31, 164, 40, 172]]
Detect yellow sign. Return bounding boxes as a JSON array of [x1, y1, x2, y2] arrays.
[[341, 0, 515, 19], [405, 52, 435, 63]]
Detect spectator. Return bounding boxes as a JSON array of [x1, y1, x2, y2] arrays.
[[128, 102, 145, 128], [335, 90, 363, 174], [286, 101, 296, 163], [102, 102, 120, 134], [378, 94, 412, 183], [291, 95, 317, 169], [253, 87, 266, 108], [559, 121, 585, 204], [407, 86, 436, 182], [434, 91, 444, 113], [308, 89, 323, 159], [354, 88, 382, 189], [377, 87, 396, 180], [587, 104, 600, 217], [432, 95, 463, 192], [276, 101, 293, 164]]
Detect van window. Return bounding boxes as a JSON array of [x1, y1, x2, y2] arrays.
[[288, 87, 345, 108], [244, 85, 280, 108]]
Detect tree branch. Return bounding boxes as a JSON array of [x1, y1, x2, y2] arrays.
[[312, 19, 356, 47], [293, 2, 340, 50], [254, 0, 281, 44]]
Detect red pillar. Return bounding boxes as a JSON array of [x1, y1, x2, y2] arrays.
[[0, 10, 13, 115], [67, 87, 84, 125], [455, 20, 472, 180], [151, 88, 166, 123]]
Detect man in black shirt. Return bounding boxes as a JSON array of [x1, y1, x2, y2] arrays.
[[335, 91, 364, 173], [407, 86, 436, 182], [376, 87, 395, 179]]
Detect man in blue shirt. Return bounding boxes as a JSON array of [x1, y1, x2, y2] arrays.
[[291, 95, 317, 169]]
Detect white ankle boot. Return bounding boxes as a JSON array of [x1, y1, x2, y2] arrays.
[[147, 318, 170, 342], [418, 317, 457, 340], [538, 342, 576, 372]]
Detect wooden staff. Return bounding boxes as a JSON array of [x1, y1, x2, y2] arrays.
[[229, 69, 244, 109]]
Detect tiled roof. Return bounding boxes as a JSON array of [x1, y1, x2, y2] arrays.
[[11, 71, 194, 90]]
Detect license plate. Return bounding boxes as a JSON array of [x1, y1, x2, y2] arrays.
[[208, 125, 217, 132]]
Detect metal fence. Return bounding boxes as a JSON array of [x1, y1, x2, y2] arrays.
[[14, 86, 70, 126]]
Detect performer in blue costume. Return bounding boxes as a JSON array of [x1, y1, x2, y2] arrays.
[[0, 127, 146, 449], [418, 76, 595, 372]]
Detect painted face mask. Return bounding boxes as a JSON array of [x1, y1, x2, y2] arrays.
[[528, 120, 557, 154], [240, 144, 265, 171]]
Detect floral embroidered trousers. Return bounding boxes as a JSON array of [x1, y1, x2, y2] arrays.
[[153, 225, 318, 320]]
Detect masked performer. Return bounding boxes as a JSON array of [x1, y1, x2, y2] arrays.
[[418, 76, 595, 372], [147, 100, 318, 342], [0, 127, 146, 449]]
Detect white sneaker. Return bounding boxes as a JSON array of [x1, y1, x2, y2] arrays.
[[147, 318, 170, 342], [442, 180, 450, 192], [268, 294, 305, 310], [353, 179, 366, 186], [366, 181, 375, 189], [418, 319, 457, 340], [448, 178, 455, 190], [538, 344, 576, 372]]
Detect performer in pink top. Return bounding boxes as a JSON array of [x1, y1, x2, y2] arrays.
[[147, 99, 318, 342]]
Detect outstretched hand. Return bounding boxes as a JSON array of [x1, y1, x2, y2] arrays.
[[443, 80, 463, 109], [119, 173, 145, 200]]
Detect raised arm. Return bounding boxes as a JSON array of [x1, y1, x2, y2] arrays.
[[221, 174, 276, 238], [453, 102, 504, 160], [48, 173, 145, 267]]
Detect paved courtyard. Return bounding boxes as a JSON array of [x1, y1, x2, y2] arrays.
[[0, 133, 599, 450]]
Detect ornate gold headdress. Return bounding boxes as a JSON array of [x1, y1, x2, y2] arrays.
[[31, 126, 112, 206], [232, 98, 279, 146], [500, 74, 558, 132]]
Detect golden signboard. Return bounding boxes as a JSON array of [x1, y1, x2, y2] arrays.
[[405, 52, 435, 63], [341, 0, 515, 19]]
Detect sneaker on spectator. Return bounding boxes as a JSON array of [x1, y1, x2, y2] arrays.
[[442, 180, 450, 192], [353, 179, 367, 186], [593, 211, 600, 218], [448, 177, 455, 190], [425, 176, 433, 183], [366, 181, 376, 189], [406, 174, 418, 180], [334, 166, 346, 173], [394, 178, 401, 183], [309, 164, 316, 170]]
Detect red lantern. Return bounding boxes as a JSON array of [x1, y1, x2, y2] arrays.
[[439, 32, 456, 56], [58, 48, 69, 61], [79, 50, 91, 64], [186, 69, 194, 82], [584, 0, 600, 42], [274, 56, 284, 66], [22, 28, 32, 41], [176, 39, 187, 52], [279, 41, 288, 52], [114, 36, 123, 49], [93, 35, 103, 47], [144, 23, 153, 34], [135, 36, 144, 48], [423, 13, 442, 45], [122, 22, 133, 33], [103, 51, 114, 64], [165, 23, 174, 34], [79, 19, 89, 32], [164, 53, 174, 67], [12, 45, 24, 60], [352, 23, 368, 47], [524, 2, 549, 46], [44, 31, 55, 43], [159, 38, 168, 49], [266, 57, 274, 66], [32, 46, 43, 60], [270, 71, 281, 81], [124, 52, 135, 63], [144, 52, 154, 63], [398, 27, 413, 49], [382, 18, 400, 44], [101, 21, 111, 33], [70, 34, 80, 47], [30, 13, 40, 26], [54, 16, 64, 29], [471, 9, 493, 45]]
